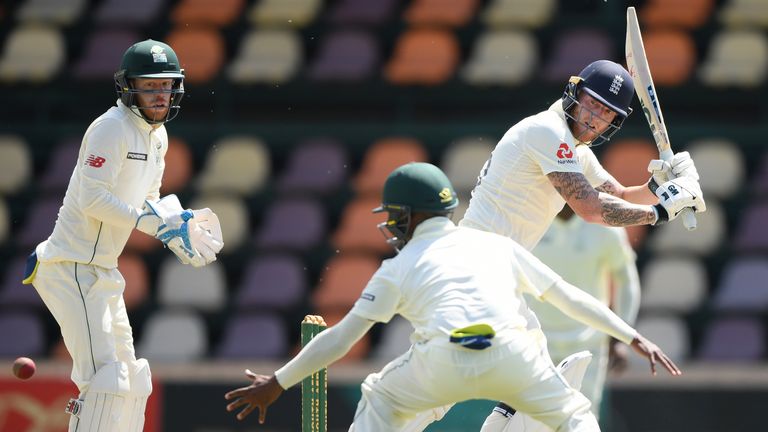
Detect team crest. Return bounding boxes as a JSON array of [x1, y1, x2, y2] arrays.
[[609, 74, 624, 95], [151, 45, 168, 63], [439, 187, 453, 203]]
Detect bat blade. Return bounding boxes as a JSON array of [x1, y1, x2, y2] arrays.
[[626, 6, 697, 230]]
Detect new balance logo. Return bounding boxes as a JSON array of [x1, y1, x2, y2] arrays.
[[609, 74, 624, 95], [85, 155, 106, 168]]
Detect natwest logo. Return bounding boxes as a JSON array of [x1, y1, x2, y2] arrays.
[[556, 143, 573, 159], [85, 154, 106, 168]]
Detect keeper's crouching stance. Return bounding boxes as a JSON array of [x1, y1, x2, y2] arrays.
[[24, 39, 223, 431]]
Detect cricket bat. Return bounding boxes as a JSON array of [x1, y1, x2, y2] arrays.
[[626, 6, 697, 230]]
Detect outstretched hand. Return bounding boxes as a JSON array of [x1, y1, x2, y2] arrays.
[[225, 370, 284, 423], [630, 334, 682, 377]]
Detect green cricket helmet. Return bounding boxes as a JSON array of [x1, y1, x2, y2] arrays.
[[114, 39, 185, 124], [373, 162, 459, 250]]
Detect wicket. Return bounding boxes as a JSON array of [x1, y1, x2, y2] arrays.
[[301, 315, 327, 432]]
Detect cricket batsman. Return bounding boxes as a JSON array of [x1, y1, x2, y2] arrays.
[[402, 60, 705, 431], [23, 39, 223, 432]]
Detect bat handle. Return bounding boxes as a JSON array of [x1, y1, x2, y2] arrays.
[[682, 208, 697, 231]]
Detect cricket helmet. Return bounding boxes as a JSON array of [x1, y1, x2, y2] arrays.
[[373, 162, 458, 250], [562, 60, 634, 146], [114, 39, 185, 124]]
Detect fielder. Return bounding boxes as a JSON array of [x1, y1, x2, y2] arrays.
[[23, 39, 223, 432], [224, 163, 680, 432], [481, 205, 640, 432], [401, 60, 705, 431]]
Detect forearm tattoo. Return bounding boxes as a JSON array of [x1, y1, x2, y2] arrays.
[[599, 193, 656, 226], [548, 172, 654, 226], [595, 180, 620, 197]]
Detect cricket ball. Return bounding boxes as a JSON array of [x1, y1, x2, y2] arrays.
[[12, 357, 35, 380]]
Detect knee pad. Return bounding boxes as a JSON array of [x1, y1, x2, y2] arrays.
[[556, 351, 593, 392], [66, 360, 153, 432]]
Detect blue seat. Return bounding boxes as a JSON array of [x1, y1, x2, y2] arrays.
[[216, 313, 288, 359], [236, 254, 307, 310], [255, 198, 326, 252], [0, 312, 45, 358]]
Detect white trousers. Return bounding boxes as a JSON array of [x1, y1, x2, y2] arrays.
[[32, 261, 136, 392], [348, 330, 598, 432]]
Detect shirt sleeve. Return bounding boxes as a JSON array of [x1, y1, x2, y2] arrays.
[[349, 259, 402, 323], [526, 123, 583, 176], [511, 240, 563, 299], [577, 145, 613, 188], [78, 118, 142, 228]]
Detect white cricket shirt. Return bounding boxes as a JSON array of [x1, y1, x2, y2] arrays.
[[36, 100, 167, 269], [350, 217, 563, 342], [527, 217, 636, 345], [460, 101, 612, 250]]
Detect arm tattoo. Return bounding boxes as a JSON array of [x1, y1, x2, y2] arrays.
[[599, 194, 656, 226], [548, 172, 596, 201], [548, 172, 654, 226], [595, 180, 621, 197]]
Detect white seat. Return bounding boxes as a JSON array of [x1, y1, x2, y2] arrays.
[[0, 135, 31, 194], [228, 29, 302, 84], [628, 315, 689, 370], [719, 0, 768, 28], [648, 199, 725, 255], [480, 0, 556, 28], [0, 25, 65, 82], [462, 30, 538, 85], [189, 194, 249, 253], [248, 0, 322, 27], [138, 309, 208, 362], [687, 138, 744, 199], [699, 29, 768, 87], [440, 136, 494, 194], [157, 258, 227, 312], [640, 256, 707, 313], [16, 0, 86, 25], [197, 135, 271, 195]]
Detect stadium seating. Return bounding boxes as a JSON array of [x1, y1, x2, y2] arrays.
[[118, 253, 150, 311], [439, 136, 494, 194], [640, 256, 707, 313], [216, 313, 288, 359], [248, 0, 322, 28], [543, 28, 613, 83], [157, 258, 227, 312], [462, 30, 538, 86], [647, 199, 725, 255], [171, 0, 244, 27], [94, 0, 164, 26], [687, 138, 745, 199], [228, 29, 303, 84], [277, 137, 349, 194], [0, 312, 45, 358], [713, 258, 768, 312], [197, 135, 271, 195], [698, 317, 765, 362], [255, 197, 327, 252], [328, 0, 398, 25], [160, 136, 193, 195], [73, 29, 139, 80], [0, 25, 65, 82], [699, 29, 768, 87], [16, 0, 86, 26], [640, 0, 715, 29], [480, 0, 556, 28], [236, 254, 307, 310], [404, 0, 480, 27], [384, 29, 460, 85], [718, 0, 768, 28], [165, 27, 225, 84], [139, 309, 208, 362], [642, 29, 696, 87], [332, 195, 392, 255], [307, 30, 379, 83], [354, 137, 428, 196], [0, 255, 44, 309], [0, 135, 31, 194]]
